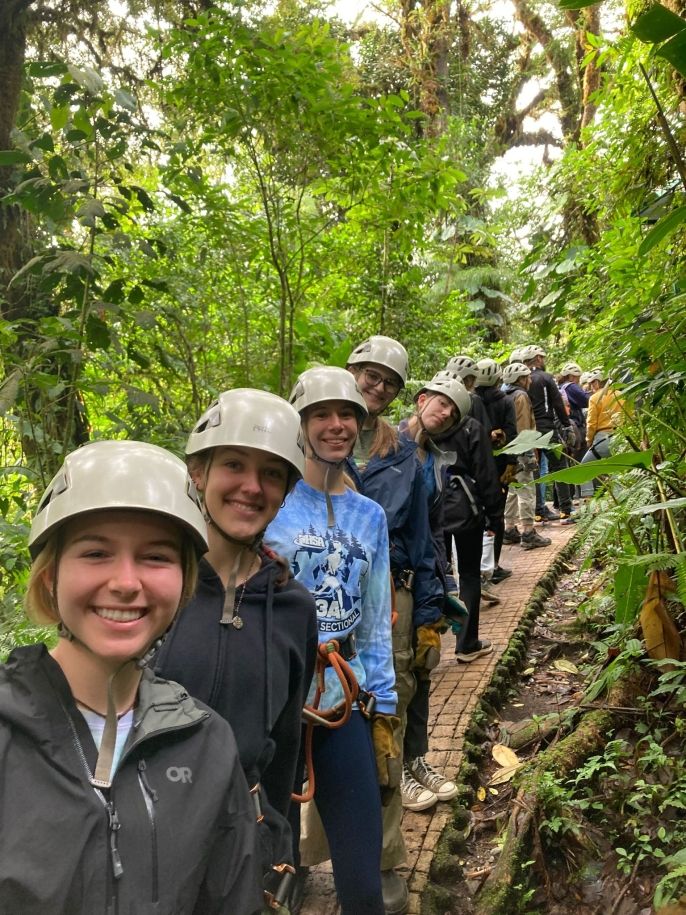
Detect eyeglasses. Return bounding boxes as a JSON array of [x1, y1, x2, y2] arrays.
[[360, 368, 401, 395]]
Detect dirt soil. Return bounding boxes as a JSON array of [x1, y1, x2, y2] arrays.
[[453, 556, 659, 915]]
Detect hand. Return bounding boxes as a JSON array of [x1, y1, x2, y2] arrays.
[[371, 714, 402, 802], [491, 428, 506, 447], [413, 621, 445, 670]]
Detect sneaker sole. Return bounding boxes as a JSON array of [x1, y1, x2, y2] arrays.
[[401, 793, 438, 812], [455, 646, 494, 662]]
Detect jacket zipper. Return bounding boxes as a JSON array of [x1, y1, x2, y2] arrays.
[[58, 698, 123, 910], [137, 759, 159, 903]]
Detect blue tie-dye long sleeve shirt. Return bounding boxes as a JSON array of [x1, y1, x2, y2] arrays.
[[266, 480, 397, 715]]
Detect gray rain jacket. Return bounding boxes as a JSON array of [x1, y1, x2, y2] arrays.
[[0, 644, 262, 915]]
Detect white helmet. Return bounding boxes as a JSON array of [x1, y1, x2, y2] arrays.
[[445, 354, 476, 380], [509, 347, 524, 363], [502, 362, 531, 385], [346, 335, 408, 386], [586, 368, 607, 383], [474, 358, 503, 387], [289, 366, 368, 422], [416, 371, 471, 421], [560, 362, 582, 377], [519, 344, 540, 363], [29, 441, 208, 560], [580, 371, 592, 386], [186, 389, 305, 486]]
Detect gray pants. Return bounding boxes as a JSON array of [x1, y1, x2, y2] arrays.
[[580, 433, 612, 498]]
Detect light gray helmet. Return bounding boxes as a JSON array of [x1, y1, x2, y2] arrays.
[[502, 362, 531, 385], [416, 370, 471, 421], [29, 441, 209, 560], [445, 354, 476, 380], [346, 335, 409, 386], [289, 366, 368, 422], [509, 347, 524, 363], [475, 358, 503, 387], [560, 361, 582, 377], [186, 389, 305, 486], [519, 344, 540, 363], [586, 368, 607, 383]]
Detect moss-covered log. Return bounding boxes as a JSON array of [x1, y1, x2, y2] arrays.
[[474, 674, 644, 915]]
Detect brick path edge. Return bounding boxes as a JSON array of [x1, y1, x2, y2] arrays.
[[419, 533, 581, 915]]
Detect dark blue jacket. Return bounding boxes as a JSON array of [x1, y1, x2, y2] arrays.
[[345, 437, 444, 628]]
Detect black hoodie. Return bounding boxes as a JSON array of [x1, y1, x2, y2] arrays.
[[156, 553, 318, 872]]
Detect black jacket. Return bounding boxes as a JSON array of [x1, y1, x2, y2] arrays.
[[156, 553, 317, 871], [0, 644, 262, 915], [528, 368, 571, 434], [474, 385, 517, 474], [434, 416, 504, 531]]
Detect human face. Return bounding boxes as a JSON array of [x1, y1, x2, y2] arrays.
[[201, 446, 289, 542], [417, 392, 457, 434], [304, 400, 359, 462], [49, 511, 184, 666], [352, 362, 402, 416]]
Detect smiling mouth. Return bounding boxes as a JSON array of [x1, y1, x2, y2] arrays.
[[95, 607, 146, 622]]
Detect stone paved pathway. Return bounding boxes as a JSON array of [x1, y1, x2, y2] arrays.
[[299, 522, 576, 914]]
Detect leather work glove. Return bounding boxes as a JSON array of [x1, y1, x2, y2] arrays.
[[371, 713, 402, 804], [490, 428, 506, 448], [500, 463, 518, 485], [413, 620, 446, 671]]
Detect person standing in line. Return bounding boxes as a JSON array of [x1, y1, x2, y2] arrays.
[[558, 361, 589, 465], [579, 369, 627, 498], [155, 390, 318, 910], [446, 354, 491, 431], [1, 441, 262, 914], [397, 371, 472, 808], [472, 357, 517, 583], [520, 344, 576, 523], [501, 362, 552, 550], [266, 366, 398, 915], [344, 335, 445, 915], [431, 376, 503, 664]]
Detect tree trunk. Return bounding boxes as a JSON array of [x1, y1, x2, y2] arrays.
[[0, 0, 33, 321]]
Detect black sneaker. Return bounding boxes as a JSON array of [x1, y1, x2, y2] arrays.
[[540, 507, 560, 521], [503, 526, 521, 544], [455, 639, 493, 662], [521, 529, 551, 550], [491, 565, 512, 584]]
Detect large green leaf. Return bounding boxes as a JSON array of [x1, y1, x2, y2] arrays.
[[632, 3, 686, 41], [495, 429, 559, 456], [629, 497, 686, 515], [657, 29, 686, 79], [537, 450, 653, 485], [614, 561, 647, 624], [639, 206, 686, 256]]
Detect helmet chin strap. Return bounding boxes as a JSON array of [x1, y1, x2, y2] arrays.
[[306, 435, 352, 528]]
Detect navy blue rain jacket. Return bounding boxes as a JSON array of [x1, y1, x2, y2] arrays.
[[345, 438, 444, 628]]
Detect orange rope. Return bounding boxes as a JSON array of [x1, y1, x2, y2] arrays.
[[292, 640, 360, 803]]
